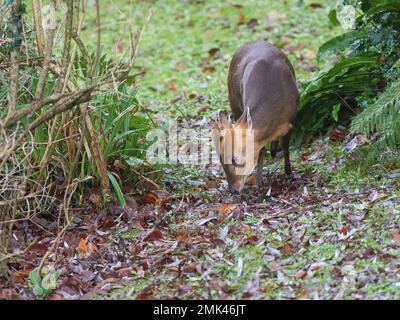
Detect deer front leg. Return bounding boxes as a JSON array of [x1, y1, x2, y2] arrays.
[[256, 146, 266, 191]]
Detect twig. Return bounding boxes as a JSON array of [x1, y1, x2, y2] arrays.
[[32, 0, 45, 57], [6, 0, 22, 120]]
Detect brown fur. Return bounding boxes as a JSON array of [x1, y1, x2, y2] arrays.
[[213, 40, 299, 192]]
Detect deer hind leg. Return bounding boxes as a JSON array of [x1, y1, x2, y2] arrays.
[[256, 146, 266, 190], [280, 130, 292, 175], [270, 140, 280, 159]]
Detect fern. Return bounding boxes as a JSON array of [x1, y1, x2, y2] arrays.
[[351, 78, 400, 148], [317, 29, 370, 61], [293, 54, 381, 145], [296, 0, 400, 146]]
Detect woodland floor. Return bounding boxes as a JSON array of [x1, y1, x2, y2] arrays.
[[1, 0, 400, 300]]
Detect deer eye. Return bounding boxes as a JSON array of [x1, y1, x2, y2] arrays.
[[232, 156, 237, 165]]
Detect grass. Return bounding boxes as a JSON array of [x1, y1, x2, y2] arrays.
[[84, 0, 341, 116]]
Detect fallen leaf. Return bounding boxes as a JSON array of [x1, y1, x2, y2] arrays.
[[295, 270, 307, 280], [176, 227, 189, 242], [339, 226, 349, 235], [344, 135, 368, 152], [299, 228, 307, 242], [310, 3, 323, 8], [238, 12, 245, 24], [237, 257, 243, 278], [48, 293, 65, 300], [130, 243, 139, 257], [279, 243, 294, 254], [126, 196, 138, 210], [245, 175, 257, 185], [330, 127, 346, 142], [392, 229, 400, 241], [113, 159, 126, 170], [196, 215, 218, 226], [117, 267, 133, 278], [143, 191, 170, 205], [81, 269, 96, 282], [247, 18, 259, 29], [300, 145, 326, 162], [168, 80, 177, 92], [88, 242, 97, 255], [204, 177, 219, 189], [12, 268, 32, 283], [77, 238, 87, 257], [230, 2, 243, 9], [189, 92, 198, 99], [202, 66, 216, 73], [208, 47, 220, 57], [89, 191, 102, 205], [0, 289, 14, 300], [144, 229, 163, 242], [215, 203, 239, 214], [220, 225, 229, 240], [368, 190, 378, 203], [388, 170, 400, 179]]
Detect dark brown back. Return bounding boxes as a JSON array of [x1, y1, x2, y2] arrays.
[[227, 40, 299, 143]]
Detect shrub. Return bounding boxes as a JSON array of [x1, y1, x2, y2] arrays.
[[294, 0, 400, 148]]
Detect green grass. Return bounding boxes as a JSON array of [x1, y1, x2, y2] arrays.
[[84, 0, 341, 117]]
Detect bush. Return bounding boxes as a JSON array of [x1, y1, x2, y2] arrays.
[[0, 0, 154, 277], [294, 0, 400, 148]]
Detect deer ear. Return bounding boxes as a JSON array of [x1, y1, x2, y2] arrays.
[[246, 107, 253, 131]]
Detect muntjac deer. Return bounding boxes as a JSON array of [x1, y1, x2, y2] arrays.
[[212, 40, 299, 192]]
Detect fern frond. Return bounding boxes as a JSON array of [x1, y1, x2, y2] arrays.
[[351, 79, 400, 148], [317, 29, 370, 61], [293, 54, 380, 145]]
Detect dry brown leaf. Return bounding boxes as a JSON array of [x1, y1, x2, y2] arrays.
[[143, 191, 162, 204], [279, 243, 294, 254], [202, 66, 216, 73], [215, 203, 239, 214], [88, 242, 97, 255], [238, 12, 245, 24], [195, 106, 209, 114], [168, 80, 177, 92], [77, 238, 87, 257], [89, 191, 102, 205], [247, 18, 259, 29], [130, 243, 139, 257], [295, 270, 307, 280], [208, 47, 220, 57], [189, 92, 198, 99], [340, 226, 349, 235], [330, 127, 347, 142], [144, 229, 163, 242], [117, 267, 133, 278], [48, 293, 65, 300], [310, 3, 323, 8], [245, 175, 257, 185]]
